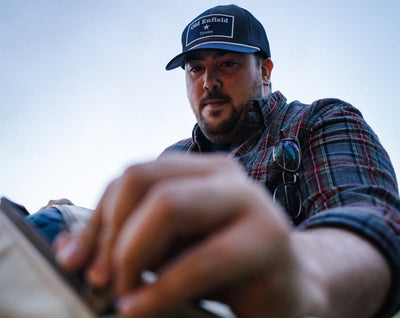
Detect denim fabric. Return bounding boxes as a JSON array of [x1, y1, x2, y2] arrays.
[[26, 208, 66, 244]]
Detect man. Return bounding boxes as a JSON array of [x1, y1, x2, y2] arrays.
[[49, 4, 400, 317]]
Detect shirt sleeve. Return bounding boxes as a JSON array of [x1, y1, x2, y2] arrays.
[[296, 99, 400, 317]]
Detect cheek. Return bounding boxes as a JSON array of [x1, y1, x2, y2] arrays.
[[186, 79, 200, 105], [235, 73, 263, 102], [185, 81, 200, 117]]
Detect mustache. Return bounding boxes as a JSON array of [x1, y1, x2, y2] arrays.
[[199, 91, 231, 107]]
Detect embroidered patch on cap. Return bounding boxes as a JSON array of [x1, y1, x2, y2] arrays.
[[186, 14, 234, 47]]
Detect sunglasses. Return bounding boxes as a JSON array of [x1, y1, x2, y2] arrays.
[[272, 134, 302, 221]]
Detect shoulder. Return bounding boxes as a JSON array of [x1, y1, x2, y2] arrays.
[[263, 94, 376, 153], [308, 97, 362, 119], [159, 138, 193, 158], [280, 97, 366, 137], [286, 97, 362, 123], [259, 92, 363, 131]]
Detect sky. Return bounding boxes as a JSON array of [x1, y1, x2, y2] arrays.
[[1, 0, 399, 212]]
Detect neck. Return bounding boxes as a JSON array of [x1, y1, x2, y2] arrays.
[[263, 85, 272, 97]]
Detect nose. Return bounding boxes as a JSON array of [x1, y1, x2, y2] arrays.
[[203, 68, 221, 91]]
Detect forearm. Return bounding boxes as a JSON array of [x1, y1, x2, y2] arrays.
[[293, 227, 391, 318], [54, 156, 396, 318]]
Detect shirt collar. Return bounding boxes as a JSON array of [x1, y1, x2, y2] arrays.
[[191, 91, 287, 152]]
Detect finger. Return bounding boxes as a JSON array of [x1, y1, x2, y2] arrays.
[[114, 179, 290, 317], [55, 177, 137, 283], [54, 197, 104, 271], [113, 169, 288, 305], [86, 155, 241, 287], [112, 171, 246, 292], [118, 217, 272, 317], [40, 198, 74, 210], [86, 168, 171, 287], [55, 198, 74, 206]]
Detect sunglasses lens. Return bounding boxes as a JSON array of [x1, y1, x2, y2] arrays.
[[273, 183, 302, 219], [274, 140, 300, 172]]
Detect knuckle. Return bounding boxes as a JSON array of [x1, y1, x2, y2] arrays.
[[146, 182, 181, 221], [213, 156, 242, 173], [122, 165, 140, 181], [149, 183, 178, 210], [122, 164, 147, 187]]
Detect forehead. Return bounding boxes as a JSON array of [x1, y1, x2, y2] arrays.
[[184, 49, 248, 63]]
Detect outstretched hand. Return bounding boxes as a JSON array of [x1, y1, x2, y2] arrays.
[[40, 198, 74, 211], [54, 154, 315, 317]]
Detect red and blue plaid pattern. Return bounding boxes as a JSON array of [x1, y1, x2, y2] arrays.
[[161, 91, 400, 316]]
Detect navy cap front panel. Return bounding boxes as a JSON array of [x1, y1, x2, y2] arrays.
[[166, 5, 271, 70], [186, 14, 234, 48]]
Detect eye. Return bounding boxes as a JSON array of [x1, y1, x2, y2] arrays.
[[189, 65, 202, 73], [222, 61, 237, 68], [186, 63, 203, 74], [219, 60, 239, 72]]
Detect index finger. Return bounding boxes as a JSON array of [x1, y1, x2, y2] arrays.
[[56, 155, 240, 283]]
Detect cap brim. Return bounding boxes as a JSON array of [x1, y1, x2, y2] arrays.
[[165, 42, 259, 71]]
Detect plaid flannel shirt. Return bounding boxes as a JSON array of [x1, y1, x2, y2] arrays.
[[161, 91, 400, 317]]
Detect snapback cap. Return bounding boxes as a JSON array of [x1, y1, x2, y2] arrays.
[[165, 4, 271, 70]]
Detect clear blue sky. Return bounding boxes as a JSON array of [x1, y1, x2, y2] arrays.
[[1, 0, 399, 212]]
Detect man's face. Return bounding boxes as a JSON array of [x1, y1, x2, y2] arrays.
[[185, 50, 264, 144]]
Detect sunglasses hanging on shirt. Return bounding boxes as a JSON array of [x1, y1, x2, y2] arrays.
[[272, 131, 303, 222]]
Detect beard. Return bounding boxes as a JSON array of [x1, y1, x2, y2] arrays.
[[195, 78, 263, 143], [198, 105, 243, 143]]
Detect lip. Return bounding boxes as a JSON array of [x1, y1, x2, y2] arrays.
[[202, 99, 227, 109]]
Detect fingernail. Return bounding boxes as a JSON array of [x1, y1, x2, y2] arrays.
[[88, 255, 109, 287], [117, 294, 140, 316], [55, 238, 83, 267]]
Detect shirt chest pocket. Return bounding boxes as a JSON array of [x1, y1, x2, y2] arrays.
[[237, 148, 282, 194]]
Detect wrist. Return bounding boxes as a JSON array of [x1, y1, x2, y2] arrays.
[[290, 227, 391, 318], [290, 231, 329, 317]]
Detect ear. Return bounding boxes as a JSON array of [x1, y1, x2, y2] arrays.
[[262, 58, 273, 87]]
